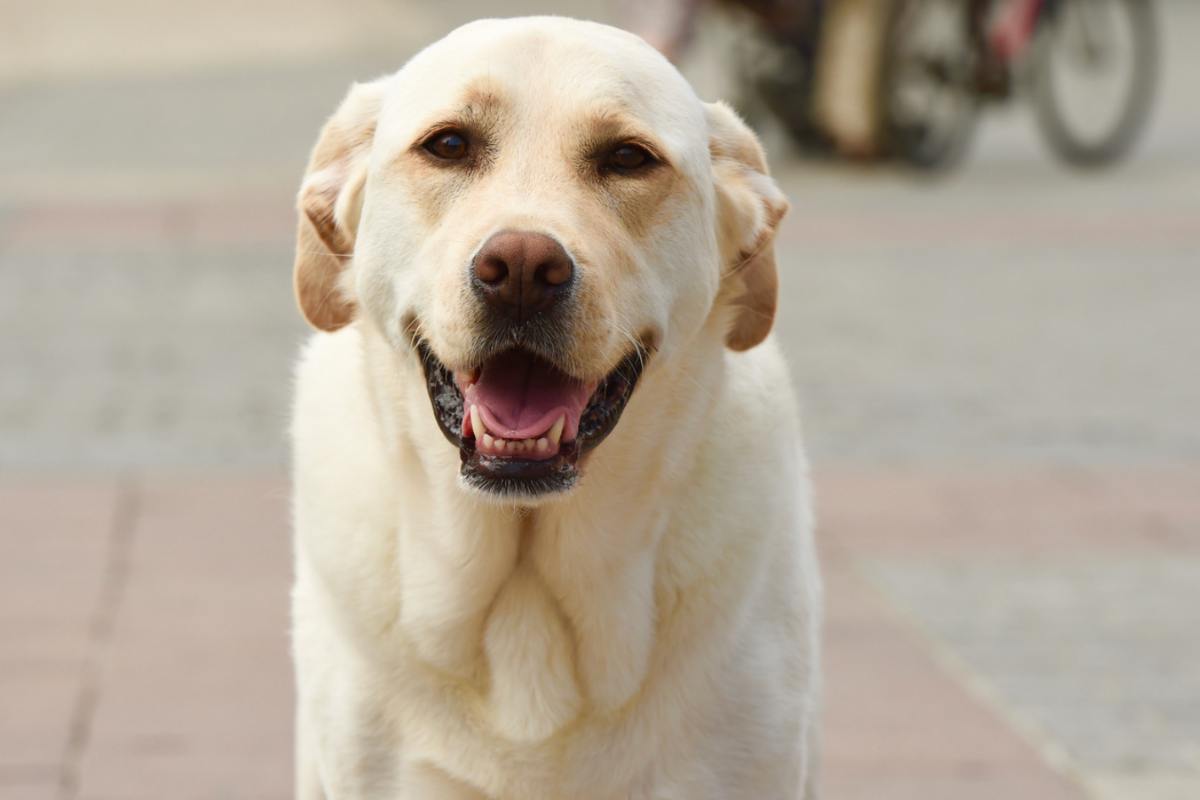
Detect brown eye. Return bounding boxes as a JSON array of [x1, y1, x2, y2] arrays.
[[424, 130, 469, 160], [605, 143, 655, 173]]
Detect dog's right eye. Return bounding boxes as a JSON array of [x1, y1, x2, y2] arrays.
[[423, 130, 470, 161]]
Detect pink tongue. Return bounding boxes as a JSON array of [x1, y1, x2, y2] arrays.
[[461, 351, 594, 442]]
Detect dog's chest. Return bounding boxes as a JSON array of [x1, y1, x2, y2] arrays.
[[386, 482, 664, 745], [478, 547, 657, 743], [479, 563, 584, 742]]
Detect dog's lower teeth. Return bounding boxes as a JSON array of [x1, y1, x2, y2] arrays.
[[478, 433, 555, 457]]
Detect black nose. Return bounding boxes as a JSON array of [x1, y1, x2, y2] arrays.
[[471, 230, 574, 323]]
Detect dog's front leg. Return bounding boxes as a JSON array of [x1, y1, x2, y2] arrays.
[[294, 639, 406, 800], [295, 701, 327, 800], [399, 761, 489, 799]]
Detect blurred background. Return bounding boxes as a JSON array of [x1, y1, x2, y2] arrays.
[[1, 1, 1196, 798]]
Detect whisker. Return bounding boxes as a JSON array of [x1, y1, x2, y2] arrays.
[[296, 248, 355, 260]]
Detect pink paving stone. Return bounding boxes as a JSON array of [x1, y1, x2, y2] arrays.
[[75, 477, 293, 800], [1094, 468, 1200, 545], [4, 199, 294, 250], [5, 205, 175, 249], [0, 771, 59, 800], [186, 198, 295, 246], [0, 662, 82, 771], [815, 467, 1200, 557], [781, 207, 1200, 248], [0, 480, 120, 655], [0, 479, 121, 774]]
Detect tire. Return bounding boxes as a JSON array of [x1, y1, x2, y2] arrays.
[[1032, 0, 1159, 167], [880, 0, 981, 171]]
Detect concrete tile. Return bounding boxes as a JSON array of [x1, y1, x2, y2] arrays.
[[1089, 772, 1200, 800]]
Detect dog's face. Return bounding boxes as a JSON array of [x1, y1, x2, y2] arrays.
[[294, 18, 786, 499]]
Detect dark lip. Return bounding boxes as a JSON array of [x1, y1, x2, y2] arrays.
[[415, 339, 648, 498]]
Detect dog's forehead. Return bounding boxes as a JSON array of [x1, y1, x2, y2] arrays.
[[376, 17, 707, 161]]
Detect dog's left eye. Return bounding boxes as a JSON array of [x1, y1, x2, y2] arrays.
[[603, 143, 656, 174], [423, 130, 470, 161]]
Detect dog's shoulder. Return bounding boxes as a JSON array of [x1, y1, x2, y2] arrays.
[[721, 336, 803, 443], [293, 326, 365, 434], [292, 326, 389, 484]]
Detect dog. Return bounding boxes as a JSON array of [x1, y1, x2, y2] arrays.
[[290, 17, 820, 799]]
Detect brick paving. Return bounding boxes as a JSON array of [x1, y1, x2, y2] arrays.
[[3, 0, 1200, 797], [0, 478, 292, 800], [4, 470, 1196, 798], [4, 472, 1195, 796]]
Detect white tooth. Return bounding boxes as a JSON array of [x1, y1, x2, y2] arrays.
[[470, 405, 486, 437], [536, 437, 549, 453], [482, 433, 494, 449], [548, 415, 565, 446]]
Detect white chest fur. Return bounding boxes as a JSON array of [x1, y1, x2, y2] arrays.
[[394, 480, 664, 744]]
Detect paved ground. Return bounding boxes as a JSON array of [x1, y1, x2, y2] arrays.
[[2, 0, 1198, 798], [3, 471, 1196, 799]]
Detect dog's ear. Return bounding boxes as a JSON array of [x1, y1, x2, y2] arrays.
[[294, 80, 384, 331], [707, 101, 789, 352]]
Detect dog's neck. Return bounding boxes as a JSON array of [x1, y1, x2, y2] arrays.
[[360, 320, 729, 741]]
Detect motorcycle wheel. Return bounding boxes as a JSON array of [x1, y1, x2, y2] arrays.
[[1031, 0, 1159, 167], [880, 0, 981, 171]]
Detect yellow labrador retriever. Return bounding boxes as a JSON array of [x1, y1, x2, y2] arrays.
[[291, 17, 820, 799]]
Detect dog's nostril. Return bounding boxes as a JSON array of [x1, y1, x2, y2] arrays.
[[537, 258, 572, 288], [474, 255, 508, 286]]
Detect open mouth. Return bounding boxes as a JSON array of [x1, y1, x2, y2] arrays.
[[417, 341, 647, 497]]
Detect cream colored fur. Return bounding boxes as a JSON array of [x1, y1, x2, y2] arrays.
[[291, 17, 821, 799]]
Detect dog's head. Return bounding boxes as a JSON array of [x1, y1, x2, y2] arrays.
[[294, 18, 786, 499]]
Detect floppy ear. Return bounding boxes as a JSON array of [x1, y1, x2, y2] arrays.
[[294, 80, 384, 331], [706, 101, 789, 352]]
